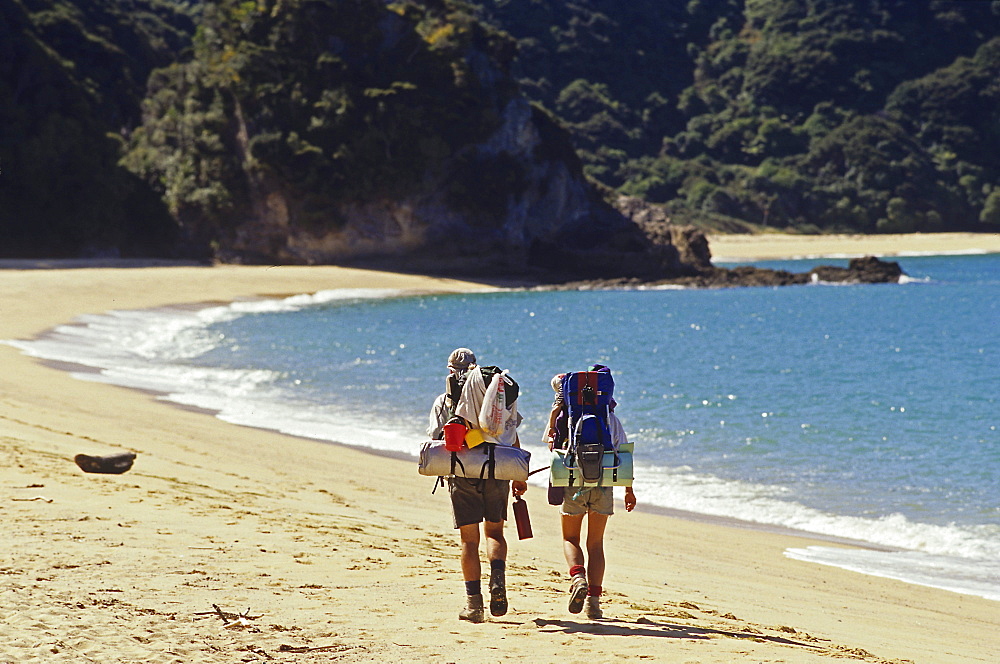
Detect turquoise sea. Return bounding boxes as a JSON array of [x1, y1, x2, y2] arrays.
[[6, 253, 999, 601]]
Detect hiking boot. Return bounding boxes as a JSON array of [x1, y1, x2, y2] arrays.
[[489, 568, 508, 617], [586, 596, 603, 620], [567, 575, 588, 614], [459, 594, 484, 623]]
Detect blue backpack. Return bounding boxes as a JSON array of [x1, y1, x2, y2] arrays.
[[561, 368, 615, 482]]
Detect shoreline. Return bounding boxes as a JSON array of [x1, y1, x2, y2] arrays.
[[24, 313, 907, 556], [24, 307, 907, 557], [3, 259, 999, 662]]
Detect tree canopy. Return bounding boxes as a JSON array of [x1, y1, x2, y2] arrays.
[[469, 0, 1000, 232], [3, 0, 1000, 259]]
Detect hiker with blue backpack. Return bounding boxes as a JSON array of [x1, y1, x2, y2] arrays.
[[546, 364, 636, 619], [427, 348, 527, 623]]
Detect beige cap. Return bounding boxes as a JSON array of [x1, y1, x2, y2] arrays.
[[447, 348, 477, 370]]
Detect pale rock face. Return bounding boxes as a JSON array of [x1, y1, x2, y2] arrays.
[[286, 200, 430, 263], [228, 96, 615, 270], [483, 97, 538, 157]]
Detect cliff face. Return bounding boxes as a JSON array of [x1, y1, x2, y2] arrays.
[[225, 98, 601, 266]]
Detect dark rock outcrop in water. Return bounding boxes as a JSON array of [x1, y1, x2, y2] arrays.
[[810, 256, 905, 284], [692, 256, 904, 287], [555, 197, 906, 289], [535, 254, 905, 290]]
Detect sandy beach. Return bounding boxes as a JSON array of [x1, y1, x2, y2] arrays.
[[2, 246, 997, 663], [707, 231, 1000, 262]]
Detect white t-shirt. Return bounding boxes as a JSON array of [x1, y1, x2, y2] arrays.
[[609, 412, 627, 448], [427, 392, 449, 440]]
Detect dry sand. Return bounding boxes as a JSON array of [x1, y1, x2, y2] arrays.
[[707, 231, 1000, 262], [1, 252, 996, 663]]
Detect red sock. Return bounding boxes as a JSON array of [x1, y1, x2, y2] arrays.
[[569, 565, 586, 578], [588, 585, 602, 597]]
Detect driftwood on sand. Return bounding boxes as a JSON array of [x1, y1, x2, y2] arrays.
[[194, 604, 261, 630], [74, 452, 136, 474]]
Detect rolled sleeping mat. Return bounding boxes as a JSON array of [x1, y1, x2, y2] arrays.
[[550, 442, 633, 487], [419, 441, 530, 482]]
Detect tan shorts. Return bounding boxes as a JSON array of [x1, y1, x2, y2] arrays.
[[560, 486, 614, 516]]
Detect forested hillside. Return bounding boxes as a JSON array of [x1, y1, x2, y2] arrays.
[[123, 0, 525, 260], [470, 0, 1000, 233], [120, 0, 671, 272], [0, 0, 195, 256], [3, 0, 667, 272], [3, 0, 999, 262]]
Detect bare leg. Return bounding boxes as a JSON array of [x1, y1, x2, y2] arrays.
[[561, 512, 588, 613], [457, 523, 485, 622], [561, 512, 586, 568], [584, 512, 609, 588], [483, 520, 507, 563], [458, 523, 481, 582], [483, 520, 508, 616]]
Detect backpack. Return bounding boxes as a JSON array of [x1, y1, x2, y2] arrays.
[[446, 365, 519, 421], [478, 366, 519, 406], [424, 364, 526, 494], [561, 369, 615, 483]]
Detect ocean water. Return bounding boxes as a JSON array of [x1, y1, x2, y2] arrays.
[[6, 254, 999, 601]]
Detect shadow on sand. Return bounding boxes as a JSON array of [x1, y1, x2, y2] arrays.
[[533, 616, 821, 650]]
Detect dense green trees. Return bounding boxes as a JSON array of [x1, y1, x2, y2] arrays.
[[4, 0, 1000, 259], [123, 0, 527, 255], [470, 0, 1000, 232], [0, 0, 194, 256]]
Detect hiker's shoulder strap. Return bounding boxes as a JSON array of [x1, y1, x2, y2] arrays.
[[446, 373, 463, 416]]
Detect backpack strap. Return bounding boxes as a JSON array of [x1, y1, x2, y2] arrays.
[[446, 373, 464, 419], [580, 372, 598, 406], [477, 443, 497, 481], [450, 450, 466, 478]]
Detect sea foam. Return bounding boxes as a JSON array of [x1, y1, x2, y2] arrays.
[[785, 546, 1000, 602]]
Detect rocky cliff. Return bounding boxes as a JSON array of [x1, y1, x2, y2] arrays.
[[223, 98, 673, 280], [122, 0, 687, 281]]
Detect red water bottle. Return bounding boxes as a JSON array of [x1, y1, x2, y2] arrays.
[[513, 496, 532, 540]]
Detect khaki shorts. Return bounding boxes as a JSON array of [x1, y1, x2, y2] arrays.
[[449, 477, 509, 528], [561, 486, 614, 516]]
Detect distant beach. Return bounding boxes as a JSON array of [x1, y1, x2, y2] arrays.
[[2, 253, 998, 663], [707, 231, 1000, 261]]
